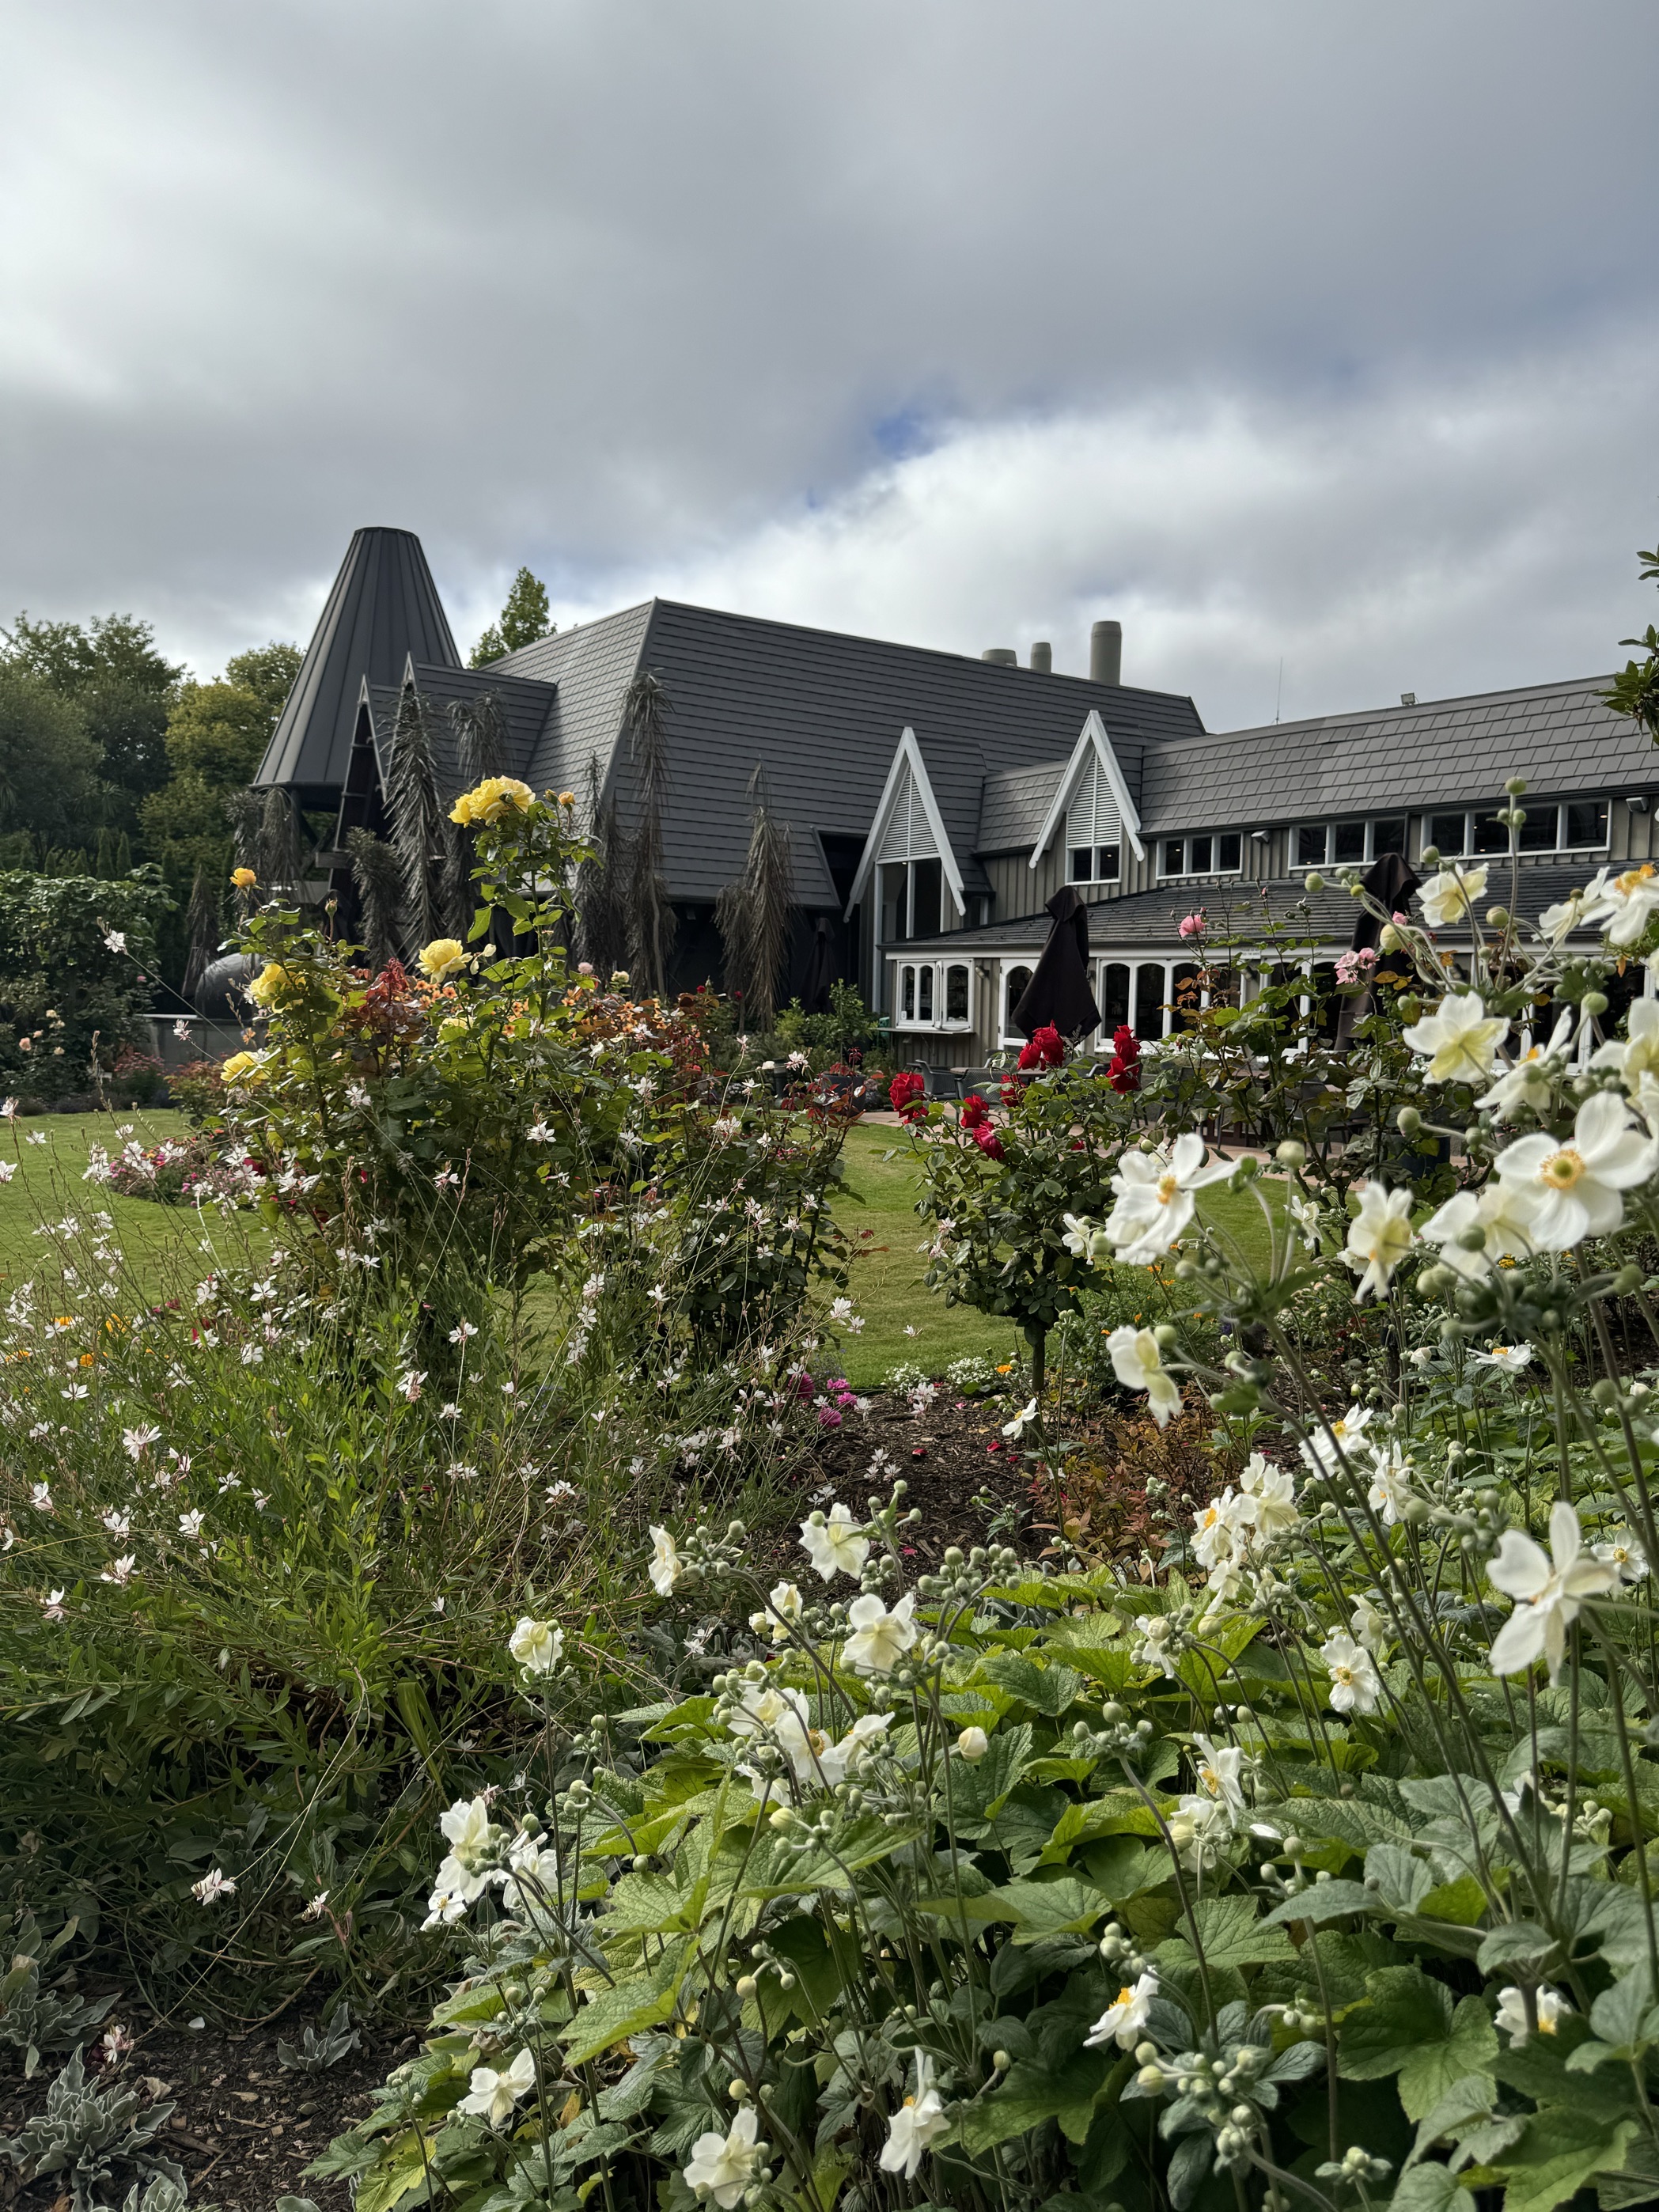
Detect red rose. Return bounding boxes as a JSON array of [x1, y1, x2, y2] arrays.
[[888, 1070, 927, 1121], [959, 1092, 989, 1130], [1034, 1024, 1065, 1067], [972, 1123, 1005, 1161]]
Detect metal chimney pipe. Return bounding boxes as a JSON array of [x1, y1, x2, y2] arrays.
[[1028, 641, 1052, 673], [1089, 619, 1123, 685], [981, 647, 1017, 665]]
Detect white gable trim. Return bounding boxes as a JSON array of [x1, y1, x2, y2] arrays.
[[845, 726, 967, 921], [1028, 712, 1144, 869]]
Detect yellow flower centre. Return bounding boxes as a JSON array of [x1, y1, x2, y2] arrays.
[[1199, 1764, 1220, 1794], [1156, 1172, 1181, 1204], [1116, 1985, 1137, 2009], [1539, 2013, 1558, 2035], [1333, 1663, 1354, 1686], [1616, 865, 1656, 895], [1540, 1146, 1585, 1191]]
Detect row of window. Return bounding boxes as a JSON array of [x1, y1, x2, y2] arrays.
[[894, 959, 973, 1030]]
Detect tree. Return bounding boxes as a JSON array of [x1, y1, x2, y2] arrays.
[[347, 828, 406, 971], [574, 758, 631, 979], [0, 668, 103, 847], [139, 643, 301, 884], [623, 669, 675, 998], [1, 611, 182, 830], [470, 566, 554, 667], [715, 769, 794, 1031], [1605, 543, 1659, 744]]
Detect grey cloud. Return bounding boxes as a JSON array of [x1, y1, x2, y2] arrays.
[[1, 0, 1654, 705]]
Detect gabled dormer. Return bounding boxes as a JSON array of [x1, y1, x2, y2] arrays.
[[1029, 711, 1146, 888], [845, 726, 968, 927]]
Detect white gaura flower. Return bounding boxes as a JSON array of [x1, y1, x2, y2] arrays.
[[648, 1525, 683, 1596], [1366, 1443, 1417, 1526], [843, 1591, 919, 1675], [509, 1617, 565, 1676], [460, 2047, 536, 2129], [1419, 1183, 1540, 1278], [1084, 1969, 1159, 2051], [1298, 1403, 1373, 1478], [1477, 1014, 1574, 1120], [191, 1867, 236, 1903], [1487, 1501, 1619, 1682], [1106, 1326, 1182, 1428], [748, 1580, 805, 1639], [1496, 1986, 1570, 2047], [1593, 998, 1659, 1088], [100, 1554, 136, 1586], [1002, 1397, 1039, 1440], [1580, 861, 1659, 947], [1343, 1183, 1415, 1301], [1060, 1213, 1112, 1264], [1238, 1453, 1299, 1539], [1320, 1631, 1382, 1715], [1191, 1489, 1251, 1574], [1418, 863, 1487, 927], [1472, 1343, 1532, 1374], [1596, 1526, 1649, 1583], [684, 2105, 761, 2206], [1493, 1092, 1659, 1248], [1103, 1133, 1232, 1263], [1402, 993, 1510, 1084], [800, 1502, 869, 1581], [879, 2053, 951, 2180]]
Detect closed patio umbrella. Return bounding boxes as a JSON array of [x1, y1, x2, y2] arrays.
[[1334, 850, 1420, 1047], [1012, 884, 1101, 1041], [802, 915, 837, 1015]]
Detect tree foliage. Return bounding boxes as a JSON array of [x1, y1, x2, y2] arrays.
[[470, 566, 553, 666], [0, 611, 181, 827], [0, 669, 104, 846], [715, 769, 794, 1028], [1604, 543, 1659, 744]]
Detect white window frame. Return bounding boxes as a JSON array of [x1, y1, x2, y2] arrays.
[[1421, 799, 1611, 861], [889, 956, 974, 1034], [1294, 816, 1411, 868], [998, 960, 1036, 1046], [1066, 839, 1123, 887], [1155, 831, 1245, 880]]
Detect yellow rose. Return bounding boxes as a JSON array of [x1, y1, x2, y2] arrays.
[[419, 937, 468, 983], [557, 790, 576, 808], [449, 775, 535, 827], [220, 1051, 265, 1085], [231, 866, 257, 888], [248, 960, 305, 1008]]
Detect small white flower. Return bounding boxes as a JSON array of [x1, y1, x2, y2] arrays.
[[1580, 862, 1659, 947], [449, 1320, 479, 1343], [748, 1580, 805, 1640], [29, 1482, 54, 1514], [843, 1590, 919, 1675], [1238, 1452, 1298, 1539], [800, 1502, 869, 1581], [1595, 1526, 1649, 1583], [879, 2053, 950, 2180], [1366, 1443, 1417, 1526], [1418, 863, 1487, 927], [460, 2047, 537, 2128], [1496, 1985, 1570, 2046], [1060, 1211, 1112, 1263], [509, 1617, 565, 1676], [1343, 1182, 1415, 1301], [1002, 1396, 1039, 1440], [100, 1553, 137, 1586], [103, 930, 128, 953], [1192, 1488, 1251, 1574], [1350, 1593, 1388, 1653], [1419, 1182, 1541, 1279], [41, 1587, 67, 1621], [1084, 1969, 1159, 2051], [122, 1423, 161, 1460], [192, 1868, 236, 1903], [421, 1878, 469, 1930], [684, 2105, 762, 2206], [100, 1508, 131, 1538], [1106, 1325, 1182, 1427], [956, 1725, 990, 1760], [1479, 1013, 1574, 1119], [177, 1509, 205, 1540], [1492, 1092, 1658, 1248], [1320, 1631, 1382, 1715], [1298, 1403, 1373, 1478], [1402, 992, 1509, 1085], [1488, 1501, 1619, 1683], [647, 1525, 683, 1596], [1472, 1343, 1532, 1374]]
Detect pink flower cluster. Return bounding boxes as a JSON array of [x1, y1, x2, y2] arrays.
[[1334, 945, 1380, 986]]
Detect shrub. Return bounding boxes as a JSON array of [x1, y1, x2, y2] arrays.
[[0, 869, 172, 1101]]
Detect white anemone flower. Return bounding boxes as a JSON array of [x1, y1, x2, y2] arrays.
[[1419, 1183, 1541, 1278], [1060, 1212, 1112, 1264], [421, 1878, 469, 1930], [1350, 1593, 1388, 1653], [1343, 1183, 1415, 1301], [1492, 1092, 1659, 1248], [1402, 993, 1510, 1084], [460, 2047, 536, 2129], [1102, 1134, 1232, 1263], [727, 1681, 814, 1770], [1191, 1489, 1251, 1574], [843, 1591, 919, 1675], [1477, 1013, 1574, 1120], [1472, 1343, 1532, 1374], [438, 1795, 500, 1895], [1190, 1734, 1248, 1819], [1298, 1403, 1374, 1478], [1579, 862, 1659, 947], [509, 1617, 565, 1676], [684, 2106, 762, 2206], [1593, 998, 1659, 1088], [879, 2053, 951, 2180], [800, 1502, 869, 1581], [1418, 863, 1487, 927], [1002, 1397, 1039, 1440], [1084, 1969, 1159, 2051], [647, 1525, 683, 1596], [1239, 1452, 1299, 1539], [1487, 1501, 1619, 1682], [1106, 1326, 1182, 1427], [748, 1580, 805, 1639], [1595, 1526, 1649, 1583], [1366, 1443, 1417, 1526], [1496, 1986, 1570, 2047], [815, 1710, 894, 1787], [1320, 1631, 1382, 1715]]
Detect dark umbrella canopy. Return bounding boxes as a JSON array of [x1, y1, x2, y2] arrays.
[[1012, 884, 1102, 1040], [802, 915, 837, 1016], [1334, 850, 1421, 1047]]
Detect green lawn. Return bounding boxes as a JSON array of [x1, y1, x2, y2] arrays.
[[0, 1107, 267, 1300]]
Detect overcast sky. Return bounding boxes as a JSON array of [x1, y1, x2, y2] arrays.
[[3, 1, 1656, 728]]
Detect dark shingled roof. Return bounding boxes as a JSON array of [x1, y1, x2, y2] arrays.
[[1138, 676, 1649, 835], [363, 661, 560, 793], [494, 599, 1202, 907], [900, 862, 1607, 956], [977, 761, 1068, 854], [257, 528, 460, 801]]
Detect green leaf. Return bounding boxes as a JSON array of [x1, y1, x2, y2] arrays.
[[1264, 1880, 1375, 1927], [924, 1876, 1109, 1944], [1186, 1894, 1293, 1968], [953, 2047, 1116, 2151], [1390, 2167, 1476, 2212], [354, 2133, 435, 2212], [561, 1969, 684, 2066], [979, 1653, 1084, 1717], [1494, 2110, 1639, 2212], [1340, 1969, 1499, 2120], [953, 1722, 1032, 1819]]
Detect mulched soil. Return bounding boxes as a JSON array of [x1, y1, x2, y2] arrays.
[[0, 2012, 411, 2212]]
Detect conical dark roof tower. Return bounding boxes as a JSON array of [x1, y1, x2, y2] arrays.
[[256, 527, 460, 803]]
